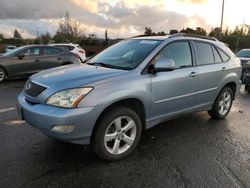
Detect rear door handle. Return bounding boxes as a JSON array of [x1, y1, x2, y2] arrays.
[[189, 72, 198, 77], [221, 67, 227, 71]]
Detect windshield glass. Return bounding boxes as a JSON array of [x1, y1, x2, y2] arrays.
[[236, 50, 250, 58], [88, 39, 162, 70], [3, 46, 25, 57]]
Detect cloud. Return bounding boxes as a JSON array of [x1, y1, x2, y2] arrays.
[[0, 0, 211, 38], [177, 0, 208, 4], [0, 19, 58, 38], [71, 0, 99, 13]]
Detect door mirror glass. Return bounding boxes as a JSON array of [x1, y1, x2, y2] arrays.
[[154, 59, 175, 72]]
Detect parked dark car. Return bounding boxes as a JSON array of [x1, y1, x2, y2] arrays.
[[0, 45, 81, 83], [236, 49, 250, 92]]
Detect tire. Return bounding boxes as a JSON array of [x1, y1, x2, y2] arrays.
[[92, 106, 142, 161], [246, 85, 250, 93], [208, 87, 233, 119], [0, 67, 6, 83]]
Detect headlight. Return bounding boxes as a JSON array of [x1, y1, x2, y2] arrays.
[[47, 87, 93, 108]]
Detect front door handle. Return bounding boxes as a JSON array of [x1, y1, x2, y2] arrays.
[[189, 72, 198, 77]]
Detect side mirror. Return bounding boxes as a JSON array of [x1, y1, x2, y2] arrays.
[[17, 54, 25, 60], [153, 59, 176, 73]]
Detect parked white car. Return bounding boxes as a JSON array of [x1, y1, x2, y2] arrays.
[[5, 45, 16, 52], [50, 43, 86, 62]]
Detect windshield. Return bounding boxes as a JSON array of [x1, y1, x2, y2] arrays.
[[88, 39, 162, 70], [3, 46, 25, 57], [236, 50, 250, 58]]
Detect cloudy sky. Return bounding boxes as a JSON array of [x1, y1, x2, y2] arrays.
[[0, 0, 249, 39]]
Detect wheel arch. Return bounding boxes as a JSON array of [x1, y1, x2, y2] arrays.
[[90, 98, 146, 143], [62, 62, 73, 66], [0, 65, 8, 77], [223, 82, 237, 100]]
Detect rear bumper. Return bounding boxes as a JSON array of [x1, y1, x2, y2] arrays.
[[235, 80, 242, 97], [17, 92, 101, 145]]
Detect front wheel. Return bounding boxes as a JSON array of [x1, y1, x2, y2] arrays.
[[0, 68, 6, 83], [208, 87, 233, 119], [92, 106, 142, 161]]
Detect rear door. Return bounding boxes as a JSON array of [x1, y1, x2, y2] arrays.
[[193, 41, 229, 107], [37, 47, 65, 70]]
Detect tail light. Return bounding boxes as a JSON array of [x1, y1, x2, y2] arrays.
[[79, 50, 85, 54], [74, 53, 81, 59]]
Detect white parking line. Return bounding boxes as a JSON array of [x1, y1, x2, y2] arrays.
[[3, 120, 25, 126], [0, 107, 15, 114]]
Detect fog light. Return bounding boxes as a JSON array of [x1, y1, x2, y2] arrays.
[[51, 125, 74, 133]]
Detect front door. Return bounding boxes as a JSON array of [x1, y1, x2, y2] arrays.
[[7, 47, 41, 77], [150, 41, 199, 120]]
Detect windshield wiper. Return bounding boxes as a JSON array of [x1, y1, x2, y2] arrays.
[[87, 62, 129, 70], [87, 62, 108, 67]]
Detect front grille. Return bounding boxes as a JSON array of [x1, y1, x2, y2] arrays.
[[24, 81, 47, 97]]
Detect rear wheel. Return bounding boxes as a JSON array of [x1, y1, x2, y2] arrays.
[[208, 87, 233, 119], [246, 85, 250, 93], [92, 106, 142, 161], [0, 68, 6, 83]]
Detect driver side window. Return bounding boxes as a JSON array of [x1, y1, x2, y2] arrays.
[[18, 47, 40, 56], [154, 41, 193, 68]]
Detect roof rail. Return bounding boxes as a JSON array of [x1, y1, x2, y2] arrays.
[[169, 33, 219, 41]]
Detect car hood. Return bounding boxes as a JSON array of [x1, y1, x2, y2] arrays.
[[31, 64, 127, 88]]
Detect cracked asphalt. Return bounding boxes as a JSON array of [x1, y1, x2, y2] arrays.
[[0, 80, 249, 188]]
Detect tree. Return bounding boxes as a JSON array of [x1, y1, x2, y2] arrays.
[[144, 27, 155, 36], [13, 29, 22, 39], [170, 30, 178, 35], [180, 27, 195, 34], [224, 27, 229, 36], [54, 12, 85, 43], [157, 31, 166, 36], [179, 27, 206, 36], [209, 27, 222, 38], [231, 26, 244, 36], [41, 32, 52, 44], [0, 33, 3, 40], [195, 27, 206, 36]]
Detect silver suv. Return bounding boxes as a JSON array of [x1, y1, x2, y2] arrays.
[[17, 34, 242, 161]]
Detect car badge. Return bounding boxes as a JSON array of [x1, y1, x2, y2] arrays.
[[25, 83, 32, 90]]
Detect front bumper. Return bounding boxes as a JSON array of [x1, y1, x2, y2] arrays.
[[17, 92, 101, 145]]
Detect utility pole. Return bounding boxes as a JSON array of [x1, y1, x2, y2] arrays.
[[220, 0, 225, 31]]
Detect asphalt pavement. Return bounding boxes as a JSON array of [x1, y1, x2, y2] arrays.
[[0, 79, 249, 188]]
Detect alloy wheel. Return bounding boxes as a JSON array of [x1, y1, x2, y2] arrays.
[[104, 116, 137, 155], [0, 69, 5, 82], [218, 91, 232, 116]]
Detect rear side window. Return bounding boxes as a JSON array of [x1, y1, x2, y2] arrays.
[[194, 42, 214, 65], [218, 48, 230, 62], [67, 46, 75, 51], [54, 46, 67, 50], [156, 41, 192, 68], [212, 46, 222, 63], [44, 47, 62, 55]]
